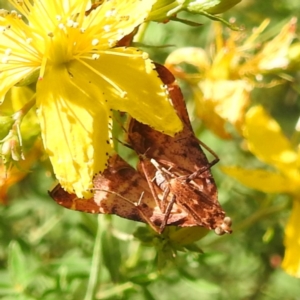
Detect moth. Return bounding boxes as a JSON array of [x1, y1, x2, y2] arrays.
[[127, 63, 232, 235], [50, 63, 231, 235]]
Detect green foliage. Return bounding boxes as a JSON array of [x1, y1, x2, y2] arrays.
[[1, 0, 300, 299], [1, 153, 299, 299]]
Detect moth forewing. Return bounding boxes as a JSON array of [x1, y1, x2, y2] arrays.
[[97, 154, 205, 232], [50, 154, 197, 231], [169, 178, 232, 235]]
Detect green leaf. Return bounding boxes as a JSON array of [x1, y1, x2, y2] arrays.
[[184, 244, 204, 254], [7, 241, 31, 293]]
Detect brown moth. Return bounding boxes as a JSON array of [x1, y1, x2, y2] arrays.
[[50, 153, 200, 232], [127, 63, 232, 235]]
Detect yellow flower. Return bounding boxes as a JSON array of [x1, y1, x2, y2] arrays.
[[0, 0, 182, 198], [165, 19, 297, 139], [222, 105, 300, 277], [240, 18, 297, 75], [165, 43, 251, 139], [1, 85, 43, 203], [0, 139, 43, 204]]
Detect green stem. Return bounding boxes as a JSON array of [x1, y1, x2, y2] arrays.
[[12, 96, 36, 156], [84, 215, 103, 300], [234, 202, 288, 232], [13, 96, 36, 123], [206, 201, 288, 246], [134, 22, 150, 44], [96, 282, 136, 299]]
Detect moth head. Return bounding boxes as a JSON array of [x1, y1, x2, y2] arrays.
[[214, 216, 232, 235]]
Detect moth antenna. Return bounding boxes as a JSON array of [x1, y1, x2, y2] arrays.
[[137, 191, 145, 206], [91, 188, 138, 205]]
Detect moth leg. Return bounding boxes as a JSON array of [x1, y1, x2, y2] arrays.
[[143, 158, 178, 233], [139, 158, 169, 212], [126, 191, 172, 234], [196, 137, 219, 168], [159, 195, 176, 233], [175, 137, 220, 183], [150, 158, 175, 178], [149, 159, 180, 230], [93, 188, 162, 233], [185, 164, 215, 183], [160, 183, 171, 212], [170, 137, 220, 183]]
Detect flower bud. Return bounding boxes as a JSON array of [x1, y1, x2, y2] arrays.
[[186, 0, 241, 15], [0, 115, 14, 140], [1, 130, 24, 163], [148, 0, 241, 23], [147, 0, 182, 22]]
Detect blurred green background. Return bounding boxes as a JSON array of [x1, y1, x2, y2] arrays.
[[1, 1, 300, 299]]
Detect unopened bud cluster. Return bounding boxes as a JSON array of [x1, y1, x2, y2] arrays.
[[148, 0, 241, 23], [0, 114, 24, 165]]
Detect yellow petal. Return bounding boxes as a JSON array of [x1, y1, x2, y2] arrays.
[[194, 79, 251, 139], [165, 47, 210, 72], [84, 0, 156, 48], [245, 106, 298, 170], [73, 48, 182, 135], [193, 87, 231, 139], [36, 64, 114, 198], [257, 18, 296, 71], [282, 199, 300, 278], [221, 166, 295, 193], [0, 11, 42, 102], [0, 68, 36, 104]]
